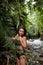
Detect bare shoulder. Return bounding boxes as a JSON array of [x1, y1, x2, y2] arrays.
[[23, 36, 27, 40]]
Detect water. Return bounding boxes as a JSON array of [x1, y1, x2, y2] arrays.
[[27, 39, 43, 65]]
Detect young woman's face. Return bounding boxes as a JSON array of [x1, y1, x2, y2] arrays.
[[18, 28, 25, 36]]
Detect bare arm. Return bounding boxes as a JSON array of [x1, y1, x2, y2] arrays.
[[20, 37, 27, 50], [11, 34, 19, 41]]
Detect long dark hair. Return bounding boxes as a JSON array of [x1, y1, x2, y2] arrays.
[[17, 26, 26, 36]]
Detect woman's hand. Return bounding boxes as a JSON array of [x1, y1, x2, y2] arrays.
[[19, 36, 22, 42], [19, 36, 27, 50], [11, 34, 19, 41]]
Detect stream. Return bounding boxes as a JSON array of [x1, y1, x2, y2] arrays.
[[26, 38, 43, 65]]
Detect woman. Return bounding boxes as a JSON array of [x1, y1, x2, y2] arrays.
[[12, 26, 27, 65]]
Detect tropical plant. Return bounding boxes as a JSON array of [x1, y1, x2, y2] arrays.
[[0, 0, 43, 65]]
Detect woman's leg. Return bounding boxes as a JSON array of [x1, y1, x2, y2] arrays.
[[16, 58, 20, 65], [20, 55, 27, 65]]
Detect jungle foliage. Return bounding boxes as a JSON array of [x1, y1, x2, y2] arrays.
[[0, 0, 43, 65]]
